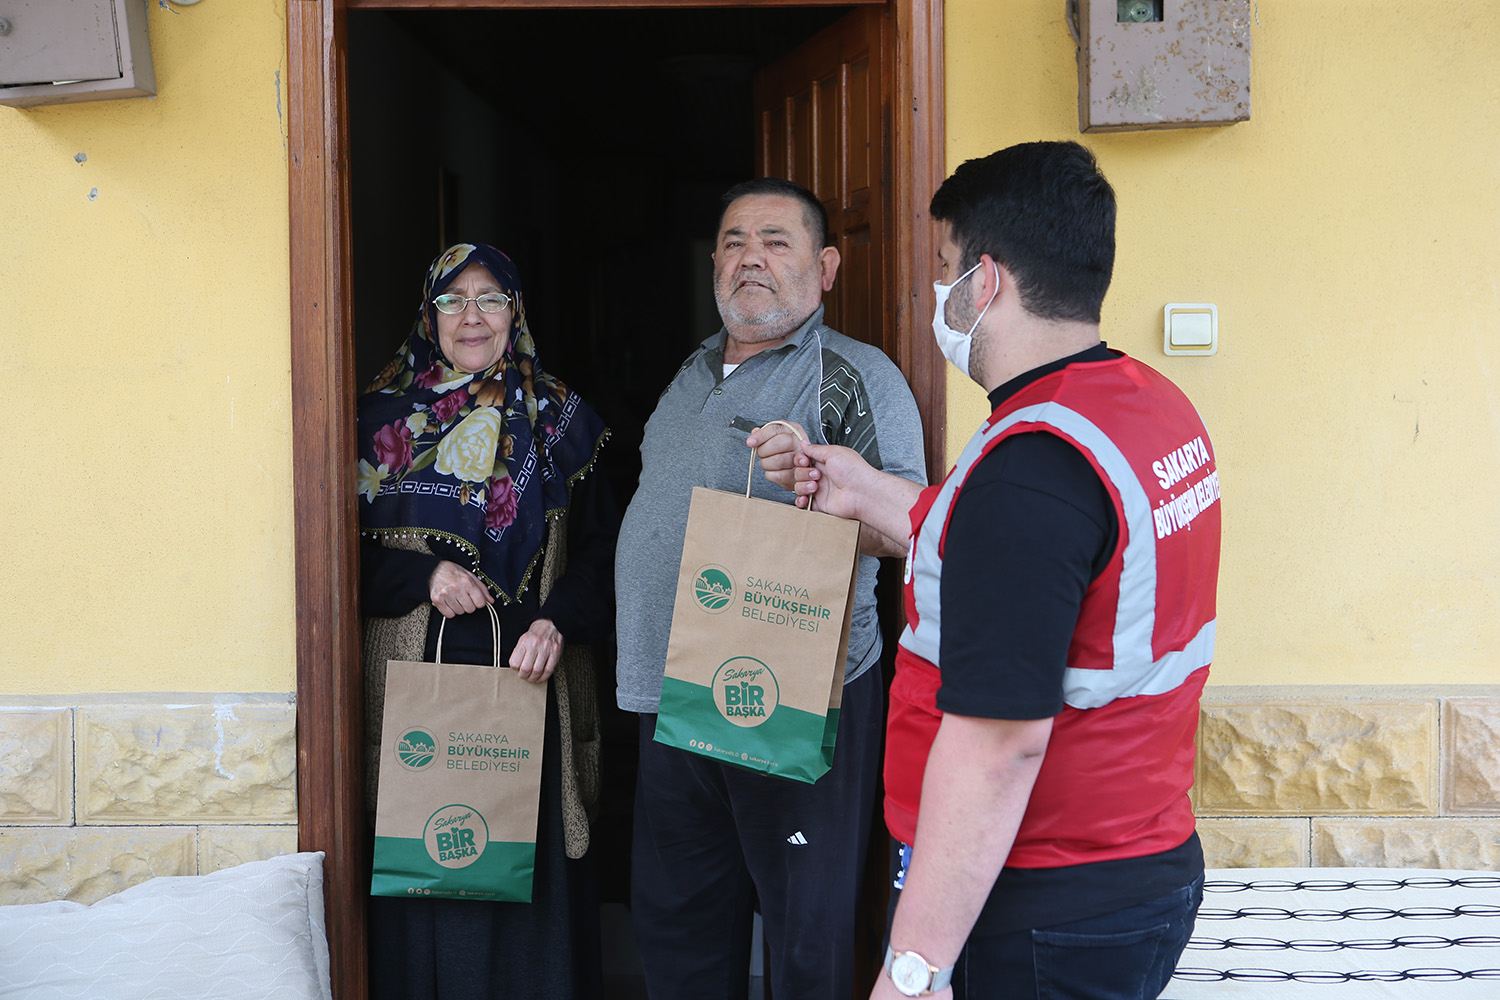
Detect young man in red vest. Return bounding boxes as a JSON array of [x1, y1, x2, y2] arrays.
[[770, 141, 1221, 999]]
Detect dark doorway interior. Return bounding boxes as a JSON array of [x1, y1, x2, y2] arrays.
[[350, 6, 848, 497], [347, 6, 857, 992]]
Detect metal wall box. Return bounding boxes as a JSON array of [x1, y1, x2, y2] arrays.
[[1074, 0, 1250, 134], [0, 0, 155, 109]]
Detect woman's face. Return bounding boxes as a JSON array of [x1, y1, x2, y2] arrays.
[[434, 263, 512, 373]]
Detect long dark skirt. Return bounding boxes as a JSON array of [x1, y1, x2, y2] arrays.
[[369, 682, 604, 1000]]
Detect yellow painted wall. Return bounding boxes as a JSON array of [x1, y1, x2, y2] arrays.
[[0, 4, 293, 694], [5, 2, 1495, 696], [944, 2, 1500, 685]]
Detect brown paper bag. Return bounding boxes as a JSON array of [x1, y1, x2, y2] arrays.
[[371, 607, 547, 901], [654, 445, 860, 783]]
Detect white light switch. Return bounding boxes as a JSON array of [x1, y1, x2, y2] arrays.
[[1164, 303, 1218, 356]]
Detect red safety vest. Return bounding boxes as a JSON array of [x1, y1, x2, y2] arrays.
[[886, 353, 1221, 868]]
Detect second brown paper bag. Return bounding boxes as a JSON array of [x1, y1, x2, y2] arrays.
[[371, 608, 547, 900], [654, 485, 860, 783]]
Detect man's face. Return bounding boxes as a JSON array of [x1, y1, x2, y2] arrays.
[[936, 221, 995, 385], [936, 222, 982, 331], [712, 194, 838, 355]]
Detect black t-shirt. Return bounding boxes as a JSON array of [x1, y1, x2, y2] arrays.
[[923, 343, 1202, 935], [939, 343, 1118, 720]]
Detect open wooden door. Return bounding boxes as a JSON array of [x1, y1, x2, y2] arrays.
[[289, 5, 942, 998], [754, 6, 890, 359], [754, 12, 898, 996]]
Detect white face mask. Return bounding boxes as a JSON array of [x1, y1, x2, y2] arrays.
[[931, 259, 997, 377]]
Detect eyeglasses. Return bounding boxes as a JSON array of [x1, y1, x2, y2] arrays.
[[432, 291, 513, 315]]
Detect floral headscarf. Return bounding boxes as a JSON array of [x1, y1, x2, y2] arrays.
[[357, 243, 608, 602]]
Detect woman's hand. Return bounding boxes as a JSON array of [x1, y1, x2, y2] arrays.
[[510, 618, 563, 683], [428, 560, 494, 618]]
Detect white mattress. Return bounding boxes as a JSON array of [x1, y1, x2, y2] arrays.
[[1166, 868, 1500, 998]]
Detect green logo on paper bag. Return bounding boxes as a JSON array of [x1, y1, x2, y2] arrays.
[[693, 565, 735, 613], [396, 728, 437, 770], [424, 804, 489, 869], [712, 657, 779, 727]]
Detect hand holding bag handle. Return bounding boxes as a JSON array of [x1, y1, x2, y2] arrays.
[[746, 419, 811, 509]]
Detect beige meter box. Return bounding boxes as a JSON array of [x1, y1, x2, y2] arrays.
[[1074, 0, 1251, 133], [0, 0, 155, 109]]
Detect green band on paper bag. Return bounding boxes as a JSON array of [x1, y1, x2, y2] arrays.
[[655, 676, 839, 784], [371, 837, 536, 902]]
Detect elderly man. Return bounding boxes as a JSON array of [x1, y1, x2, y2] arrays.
[[791, 142, 1221, 1000], [615, 177, 925, 1000]]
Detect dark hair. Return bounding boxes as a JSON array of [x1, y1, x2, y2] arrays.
[[717, 177, 831, 249], [928, 141, 1116, 324]]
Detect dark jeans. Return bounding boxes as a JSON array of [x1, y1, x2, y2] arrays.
[[949, 876, 1203, 1000]]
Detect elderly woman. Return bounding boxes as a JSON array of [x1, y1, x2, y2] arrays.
[[358, 243, 615, 1000]]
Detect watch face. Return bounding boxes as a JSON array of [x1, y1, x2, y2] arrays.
[[890, 952, 931, 996]]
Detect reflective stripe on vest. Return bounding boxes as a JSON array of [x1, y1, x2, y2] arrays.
[[898, 400, 1215, 710]]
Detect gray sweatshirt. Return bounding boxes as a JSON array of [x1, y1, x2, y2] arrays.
[[615, 307, 926, 712]]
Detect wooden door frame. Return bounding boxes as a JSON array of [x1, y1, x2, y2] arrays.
[[287, 1, 943, 995]]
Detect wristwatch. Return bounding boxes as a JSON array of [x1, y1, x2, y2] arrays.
[[884, 946, 954, 996]]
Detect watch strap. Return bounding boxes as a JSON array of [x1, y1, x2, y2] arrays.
[[930, 960, 953, 993]]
